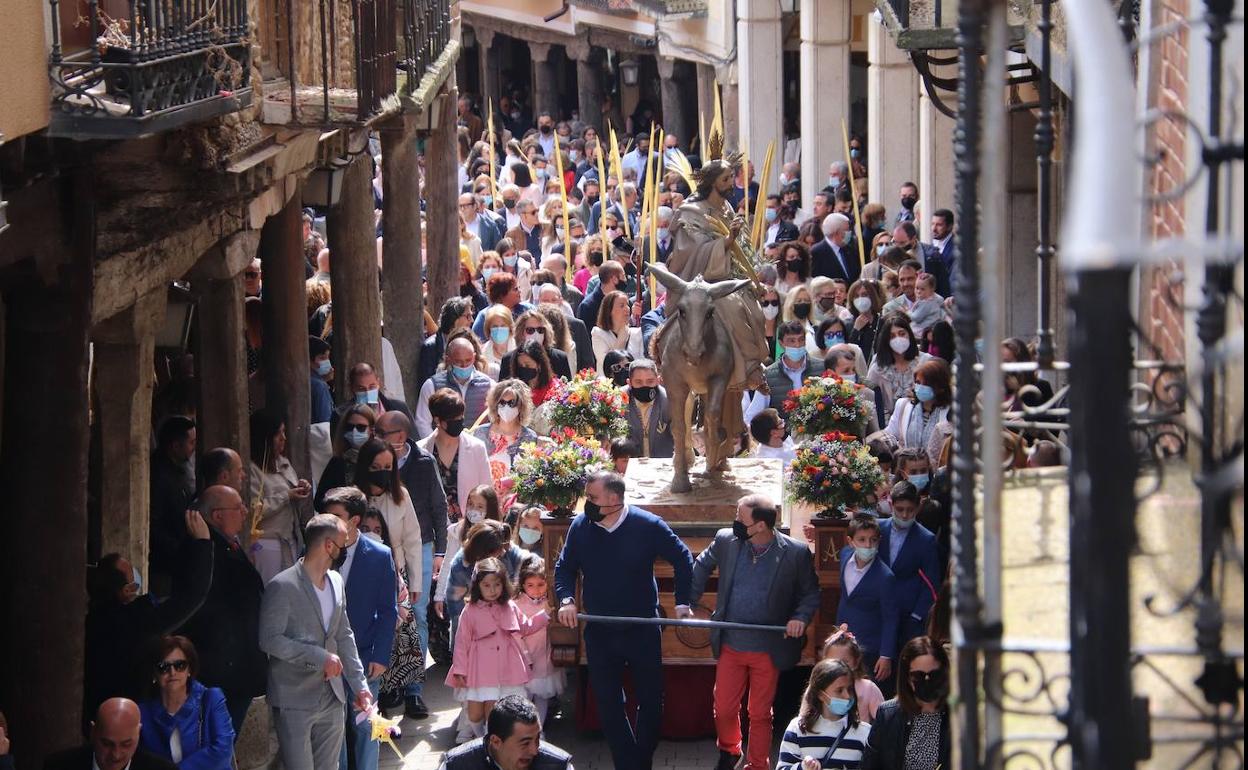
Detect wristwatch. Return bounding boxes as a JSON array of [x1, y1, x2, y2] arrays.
[[560, 597, 576, 607]]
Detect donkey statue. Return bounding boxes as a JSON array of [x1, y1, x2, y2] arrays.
[[647, 263, 755, 493]]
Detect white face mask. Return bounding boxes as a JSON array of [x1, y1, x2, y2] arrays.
[[362, 531, 383, 543], [497, 405, 520, 423], [853, 296, 873, 313], [466, 508, 486, 524], [889, 336, 911, 354], [762, 305, 781, 320]]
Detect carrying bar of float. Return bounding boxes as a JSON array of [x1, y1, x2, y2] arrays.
[[576, 613, 790, 634]]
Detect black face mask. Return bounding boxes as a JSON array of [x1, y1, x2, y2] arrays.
[[503, 199, 517, 210], [331, 542, 348, 570], [540, 124, 553, 134], [612, 371, 630, 387], [630, 385, 656, 403], [901, 195, 917, 210], [792, 302, 812, 319], [516, 366, 539, 383], [624, 262, 637, 277], [368, 469, 391, 492], [586, 194, 600, 207], [732, 520, 752, 540], [818, 297, 837, 311], [443, 418, 465, 438], [785, 260, 802, 273], [583, 500, 607, 523], [912, 668, 949, 703]]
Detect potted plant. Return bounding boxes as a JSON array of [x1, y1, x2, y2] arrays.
[[787, 431, 887, 519], [782, 374, 872, 441]]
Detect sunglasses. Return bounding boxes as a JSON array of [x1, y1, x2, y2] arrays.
[[244, 271, 260, 279], [908, 669, 942, 684], [347, 424, 371, 433], [524, 327, 545, 335], [498, 398, 519, 408], [608, 362, 630, 375], [761, 300, 781, 307], [156, 659, 190, 675]]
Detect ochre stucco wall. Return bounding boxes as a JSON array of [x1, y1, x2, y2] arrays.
[[0, 0, 51, 138]]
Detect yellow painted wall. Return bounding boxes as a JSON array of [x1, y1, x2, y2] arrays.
[[0, 0, 51, 138]]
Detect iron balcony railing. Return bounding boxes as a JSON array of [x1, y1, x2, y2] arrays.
[[873, 0, 1026, 50], [398, 0, 453, 99], [47, 0, 252, 138]]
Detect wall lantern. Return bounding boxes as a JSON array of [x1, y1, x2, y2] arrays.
[[619, 58, 640, 87], [304, 156, 351, 207]]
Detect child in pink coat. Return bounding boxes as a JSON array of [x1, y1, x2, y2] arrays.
[[822, 624, 885, 723], [515, 558, 566, 725], [446, 556, 549, 740]]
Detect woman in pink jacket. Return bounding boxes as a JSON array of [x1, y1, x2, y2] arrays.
[[445, 557, 549, 741], [515, 557, 566, 725]]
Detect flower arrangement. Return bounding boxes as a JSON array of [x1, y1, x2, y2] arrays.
[[782, 375, 870, 439], [510, 437, 605, 515], [787, 431, 887, 518], [544, 370, 631, 442]]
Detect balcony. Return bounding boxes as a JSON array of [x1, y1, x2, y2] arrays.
[[873, 0, 1026, 50], [46, 0, 252, 139], [259, 0, 456, 127]]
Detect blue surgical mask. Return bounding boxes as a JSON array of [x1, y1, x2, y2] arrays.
[[451, 364, 476, 380], [876, 244, 888, 256], [482, 195, 494, 207], [345, 429, 369, 448], [914, 384, 936, 403], [784, 346, 806, 361], [854, 545, 877, 562], [657, 227, 670, 242], [490, 326, 510, 344], [892, 514, 916, 530], [825, 697, 854, 718], [850, 147, 861, 159], [518, 527, 542, 545], [842, 373, 857, 384], [354, 388, 380, 406], [482, 267, 497, 281], [503, 254, 519, 267], [765, 209, 778, 223], [908, 473, 930, 491], [824, 333, 844, 348], [315, 359, 332, 377], [828, 175, 841, 189]]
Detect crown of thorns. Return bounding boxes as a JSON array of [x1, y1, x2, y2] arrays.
[[691, 154, 743, 187]]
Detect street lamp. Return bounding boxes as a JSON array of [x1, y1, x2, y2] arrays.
[[304, 156, 350, 207], [619, 58, 640, 86], [156, 283, 196, 351]]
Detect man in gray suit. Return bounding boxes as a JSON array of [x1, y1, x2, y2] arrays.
[[690, 494, 821, 770], [623, 359, 674, 459], [259, 514, 373, 769]]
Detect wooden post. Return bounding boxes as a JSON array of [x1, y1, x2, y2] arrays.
[[192, 232, 258, 495], [259, 187, 313, 482], [425, 87, 461, 316], [326, 151, 383, 401], [381, 115, 425, 413], [0, 165, 94, 765], [92, 289, 166, 575]]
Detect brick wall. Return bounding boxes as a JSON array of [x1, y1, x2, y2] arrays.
[[1143, 0, 1189, 363]]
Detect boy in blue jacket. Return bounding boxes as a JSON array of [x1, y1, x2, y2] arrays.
[[836, 515, 899, 693]]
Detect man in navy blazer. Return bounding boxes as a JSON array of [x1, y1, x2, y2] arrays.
[[879, 481, 942, 648], [810, 213, 860, 283], [322, 487, 398, 770], [836, 515, 899, 693]]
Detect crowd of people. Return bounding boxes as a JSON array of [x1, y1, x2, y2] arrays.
[[9, 88, 1068, 770]]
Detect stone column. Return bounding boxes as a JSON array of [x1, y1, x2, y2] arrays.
[[260, 186, 314, 481], [800, 0, 852, 208], [425, 87, 462, 316], [721, 77, 740, 152], [326, 151, 383, 403], [918, 67, 957, 236], [736, 0, 784, 181], [695, 63, 717, 153], [569, 40, 604, 134], [381, 114, 425, 413], [92, 289, 166, 573], [867, 11, 920, 210], [476, 26, 501, 113], [656, 57, 691, 150], [530, 43, 558, 120], [0, 166, 93, 763], [192, 231, 259, 487]]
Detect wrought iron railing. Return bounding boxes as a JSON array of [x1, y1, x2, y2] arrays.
[[46, 0, 251, 137], [398, 0, 453, 97]]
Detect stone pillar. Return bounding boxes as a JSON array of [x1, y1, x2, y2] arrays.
[[736, 0, 784, 179], [326, 151, 383, 403], [260, 186, 314, 481], [867, 11, 920, 211], [721, 77, 740, 152], [476, 27, 501, 113], [569, 41, 604, 134], [381, 115, 425, 413], [0, 168, 93, 765], [92, 289, 166, 573], [656, 57, 691, 151], [800, 0, 852, 208], [192, 231, 259, 488], [918, 68, 957, 236], [530, 43, 558, 120], [426, 87, 462, 317]]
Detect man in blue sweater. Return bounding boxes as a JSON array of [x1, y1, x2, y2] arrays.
[[555, 471, 694, 770]]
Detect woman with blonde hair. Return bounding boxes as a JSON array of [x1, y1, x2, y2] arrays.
[[591, 291, 643, 374], [502, 308, 572, 380], [481, 305, 517, 374], [472, 379, 539, 482]]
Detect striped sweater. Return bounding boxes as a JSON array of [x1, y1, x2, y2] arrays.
[[776, 715, 873, 769]]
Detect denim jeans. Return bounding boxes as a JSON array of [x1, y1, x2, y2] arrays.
[[406, 541, 434, 698], [340, 677, 381, 770]]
